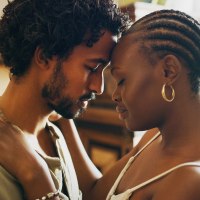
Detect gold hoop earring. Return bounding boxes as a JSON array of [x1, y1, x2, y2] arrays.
[[161, 84, 175, 102]]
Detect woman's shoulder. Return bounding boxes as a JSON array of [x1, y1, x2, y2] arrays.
[[137, 128, 159, 148], [153, 162, 200, 200], [127, 128, 159, 158]]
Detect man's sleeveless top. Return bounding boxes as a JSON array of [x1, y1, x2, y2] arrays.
[[106, 132, 200, 200]]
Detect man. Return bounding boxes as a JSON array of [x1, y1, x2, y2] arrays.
[[0, 0, 129, 199]]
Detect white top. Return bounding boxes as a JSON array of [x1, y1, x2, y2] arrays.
[[106, 132, 200, 200]]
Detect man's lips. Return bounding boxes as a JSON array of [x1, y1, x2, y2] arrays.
[[77, 100, 89, 109], [80, 93, 96, 102], [78, 92, 96, 108]]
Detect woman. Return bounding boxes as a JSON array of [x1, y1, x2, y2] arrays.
[[57, 9, 200, 200], [104, 9, 200, 200]]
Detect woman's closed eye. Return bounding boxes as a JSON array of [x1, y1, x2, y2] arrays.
[[118, 79, 125, 86]]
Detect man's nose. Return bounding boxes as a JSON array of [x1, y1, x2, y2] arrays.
[[89, 73, 104, 95]]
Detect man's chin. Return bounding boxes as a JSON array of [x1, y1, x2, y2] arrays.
[[73, 107, 86, 119], [58, 107, 86, 119]]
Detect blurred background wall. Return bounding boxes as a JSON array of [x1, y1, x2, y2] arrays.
[[116, 0, 200, 21]]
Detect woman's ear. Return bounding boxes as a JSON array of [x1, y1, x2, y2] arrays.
[[161, 55, 182, 84]]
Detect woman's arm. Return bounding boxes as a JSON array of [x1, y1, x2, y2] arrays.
[[55, 118, 102, 197], [56, 117, 158, 200]]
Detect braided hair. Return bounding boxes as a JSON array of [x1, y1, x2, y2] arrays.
[[0, 0, 130, 77], [125, 10, 200, 94]]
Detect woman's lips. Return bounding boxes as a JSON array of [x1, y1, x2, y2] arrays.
[[116, 106, 128, 120]]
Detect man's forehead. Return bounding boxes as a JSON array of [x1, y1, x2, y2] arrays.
[[83, 29, 118, 41]]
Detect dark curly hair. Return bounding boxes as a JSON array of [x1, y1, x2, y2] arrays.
[[125, 9, 200, 94], [0, 0, 130, 76]]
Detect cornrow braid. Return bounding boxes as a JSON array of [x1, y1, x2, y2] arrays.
[[126, 9, 200, 93]]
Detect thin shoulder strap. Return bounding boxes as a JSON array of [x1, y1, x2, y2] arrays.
[[106, 132, 161, 200], [132, 132, 161, 159], [126, 162, 200, 194]]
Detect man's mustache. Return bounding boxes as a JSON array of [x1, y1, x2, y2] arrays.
[[79, 92, 96, 101]]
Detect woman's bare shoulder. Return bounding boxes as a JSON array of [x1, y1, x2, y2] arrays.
[[154, 163, 200, 200], [133, 128, 159, 153]]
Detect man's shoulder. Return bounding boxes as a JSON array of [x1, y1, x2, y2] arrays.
[[0, 165, 14, 179]]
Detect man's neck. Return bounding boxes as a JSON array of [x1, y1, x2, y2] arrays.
[[0, 80, 50, 135]]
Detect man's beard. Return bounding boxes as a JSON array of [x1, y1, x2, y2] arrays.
[[47, 96, 85, 119], [41, 61, 95, 119]]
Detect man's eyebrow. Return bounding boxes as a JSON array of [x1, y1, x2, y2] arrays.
[[86, 58, 109, 65]]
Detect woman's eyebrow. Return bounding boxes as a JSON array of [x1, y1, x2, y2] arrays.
[[110, 66, 115, 76], [110, 65, 121, 76]]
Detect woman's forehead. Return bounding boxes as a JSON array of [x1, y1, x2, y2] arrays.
[[112, 38, 140, 64]]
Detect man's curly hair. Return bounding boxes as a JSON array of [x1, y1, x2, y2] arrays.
[[0, 0, 130, 76]]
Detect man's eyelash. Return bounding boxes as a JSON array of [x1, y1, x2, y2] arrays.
[[85, 65, 97, 73], [86, 63, 102, 73], [89, 67, 98, 72]]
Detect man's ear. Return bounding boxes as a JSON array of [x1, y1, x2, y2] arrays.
[[33, 47, 49, 70], [161, 55, 182, 84]]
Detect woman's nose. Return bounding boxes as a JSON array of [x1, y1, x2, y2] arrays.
[[112, 88, 121, 102]]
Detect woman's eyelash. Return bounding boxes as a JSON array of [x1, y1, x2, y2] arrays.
[[118, 79, 125, 86]]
